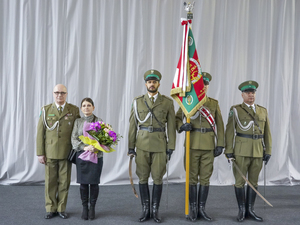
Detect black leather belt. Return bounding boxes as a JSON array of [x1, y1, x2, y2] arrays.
[[139, 126, 165, 133], [192, 128, 213, 133], [236, 133, 263, 140]]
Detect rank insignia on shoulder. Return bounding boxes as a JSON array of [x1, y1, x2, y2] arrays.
[[229, 110, 233, 117]]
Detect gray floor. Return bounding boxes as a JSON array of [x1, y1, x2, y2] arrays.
[[1, 184, 299, 225]]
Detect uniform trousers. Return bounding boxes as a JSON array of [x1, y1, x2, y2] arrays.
[[184, 149, 214, 185], [135, 148, 167, 185], [45, 158, 72, 212], [233, 156, 263, 188]]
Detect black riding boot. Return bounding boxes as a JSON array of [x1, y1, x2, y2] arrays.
[[80, 184, 89, 220], [89, 184, 99, 220], [245, 186, 263, 222], [152, 184, 163, 223], [235, 187, 246, 222], [198, 185, 212, 221], [138, 183, 150, 222], [189, 185, 197, 222]]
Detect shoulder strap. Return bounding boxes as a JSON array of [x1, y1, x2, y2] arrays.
[[144, 99, 164, 128]]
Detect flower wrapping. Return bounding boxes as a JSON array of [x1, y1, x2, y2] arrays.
[[78, 121, 121, 163]]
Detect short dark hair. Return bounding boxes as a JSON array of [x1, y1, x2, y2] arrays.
[[81, 97, 94, 107]]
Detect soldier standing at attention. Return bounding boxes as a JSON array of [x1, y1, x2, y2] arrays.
[[128, 69, 176, 223], [36, 84, 80, 219], [224, 80, 272, 222], [175, 72, 225, 222]]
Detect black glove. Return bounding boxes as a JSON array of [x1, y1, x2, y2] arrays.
[[214, 146, 224, 157], [179, 123, 193, 133], [128, 148, 137, 157], [263, 153, 271, 165], [225, 153, 235, 163], [166, 149, 174, 160]]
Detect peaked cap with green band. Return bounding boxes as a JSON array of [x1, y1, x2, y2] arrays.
[[144, 69, 162, 82], [238, 80, 259, 92], [202, 72, 212, 83]]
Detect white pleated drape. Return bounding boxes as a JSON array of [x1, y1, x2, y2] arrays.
[[1, 0, 299, 185]]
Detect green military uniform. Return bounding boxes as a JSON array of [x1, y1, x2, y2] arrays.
[[128, 69, 176, 223], [175, 72, 224, 221], [176, 97, 224, 185], [36, 102, 80, 213], [225, 102, 272, 187], [128, 93, 176, 184], [224, 80, 272, 222]]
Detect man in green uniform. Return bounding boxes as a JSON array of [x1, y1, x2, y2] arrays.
[[224, 80, 272, 222], [128, 69, 176, 223], [175, 72, 225, 221], [36, 84, 80, 219]]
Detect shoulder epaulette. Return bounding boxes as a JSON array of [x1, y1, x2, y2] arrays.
[[256, 104, 267, 110], [162, 95, 173, 101], [208, 97, 218, 103], [134, 95, 144, 100], [67, 103, 79, 108], [42, 103, 52, 110]]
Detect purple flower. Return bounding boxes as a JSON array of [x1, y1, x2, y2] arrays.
[[89, 121, 101, 132], [108, 131, 117, 142]]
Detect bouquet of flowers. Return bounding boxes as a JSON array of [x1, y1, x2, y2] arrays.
[[78, 121, 122, 163]]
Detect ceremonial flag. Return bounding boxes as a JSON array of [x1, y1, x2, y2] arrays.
[[170, 19, 206, 117]]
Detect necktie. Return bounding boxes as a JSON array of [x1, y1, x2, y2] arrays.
[[150, 97, 154, 105], [249, 106, 255, 114], [59, 106, 62, 115]]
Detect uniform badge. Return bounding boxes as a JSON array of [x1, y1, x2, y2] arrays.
[[229, 110, 233, 117], [65, 116, 68, 120], [48, 114, 55, 116], [67, 113, 73, 116]]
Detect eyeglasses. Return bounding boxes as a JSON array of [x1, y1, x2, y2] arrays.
[[54, 92, 67, 95]]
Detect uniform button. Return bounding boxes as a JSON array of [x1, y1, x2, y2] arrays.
[[59, 136, 61, 138]]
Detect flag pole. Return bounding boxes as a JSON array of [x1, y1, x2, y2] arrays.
[[184, 2, 194, 219], [185, 117, 191, 218]]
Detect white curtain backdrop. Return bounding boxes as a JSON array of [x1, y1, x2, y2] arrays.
[[1, 0, 299, 186]]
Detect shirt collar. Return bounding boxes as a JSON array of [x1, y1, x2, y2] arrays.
[[55, 102, 66, 110], [148, 93, 158, 102], [244, 102, 256, 111]]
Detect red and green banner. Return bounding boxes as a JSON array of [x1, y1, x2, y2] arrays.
[[170, 19, 206, 118]]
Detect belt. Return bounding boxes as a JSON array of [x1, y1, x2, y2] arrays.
[[236, 133, 264, 140], [139, 126, 165, 133], [192, 128, 213, 133]]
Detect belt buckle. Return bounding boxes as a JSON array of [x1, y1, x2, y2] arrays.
[[200, 128, 206, 133], [148, 126, 153, 133], [253, 134, 258, 139]]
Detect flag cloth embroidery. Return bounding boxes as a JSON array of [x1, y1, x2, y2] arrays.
[[170, 19, 206, 118]]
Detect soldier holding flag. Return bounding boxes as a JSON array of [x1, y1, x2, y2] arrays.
[[176, 72, 225, 221], [128, 69, 176, 223]]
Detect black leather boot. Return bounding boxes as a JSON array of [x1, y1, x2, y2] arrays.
[[198, 185, 212, 221], [152, 184, 162, 223], [89, 184, 99, 220], [235, 187, 246, 222], [80, 184, 89, 220], [138, 183, 150, 222], [189, 185, 197, 222], [246, 186, 263, 222]]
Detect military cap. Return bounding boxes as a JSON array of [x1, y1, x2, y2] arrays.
[[238, 80, 259, 92], [144, 69, 162, 82], [202, 72, 212, 83]]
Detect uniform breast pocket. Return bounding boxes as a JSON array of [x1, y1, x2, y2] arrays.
[[46, 117, 57, 127], [158, 110, 167, 120], [138, 110, 149, 121]]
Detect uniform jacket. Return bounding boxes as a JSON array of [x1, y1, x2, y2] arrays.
[[36, 102, 80, 159], [128, 92, 176, 152], [176, 97, 224, 150], [224, 102, 272, 157]]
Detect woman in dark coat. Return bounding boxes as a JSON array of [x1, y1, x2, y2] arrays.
[[71, 98, 103, 220]]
